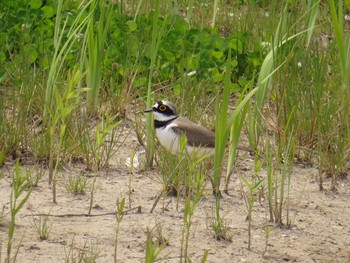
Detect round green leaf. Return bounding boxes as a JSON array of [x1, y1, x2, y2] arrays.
[[127, 35, 139, 58], [126, 20, 137, 33], [23, 44, 38, 63], [41, 5, 55, 18], [172, 83, 181, 96], [230, 83, 241, 93], [211, 51, 223, 60], [134, 76, 146, 88], [0, 51, 5, 63], [160, 49, 175, 62], [213, 72, 223, 82], [230, 60, 238, 68], [30, 0, 42, 9]]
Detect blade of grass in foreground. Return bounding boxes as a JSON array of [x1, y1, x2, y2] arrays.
[[213, 50, 232, 197], [212, 49, 259, 240], [46, 0, 92, 185], [145, 0, 169, 167], [224, 80, 252, 193], [44, 0, 92, 121], [249, 2, 319, 148], [330, 0, 350, 88], [211, 0, 219, 28], [306, 0, 320, 47], [86, 0, 113, 113], [214, 59, 260, 196]]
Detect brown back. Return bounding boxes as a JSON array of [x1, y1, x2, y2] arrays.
[[171, 117, 215, 148]]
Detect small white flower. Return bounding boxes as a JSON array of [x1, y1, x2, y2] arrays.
[[297, 62, 302, 68], [21, 23, 30, 30], [260, 42, 270, 48], [187, 70, 197, 77], [75, 33, 84, 41]]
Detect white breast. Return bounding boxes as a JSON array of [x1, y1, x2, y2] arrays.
[[155, 123, 215, 157], [156, 123, 181, 155]]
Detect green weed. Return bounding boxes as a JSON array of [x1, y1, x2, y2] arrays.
[[64, 236, 101, 263], [5, 160, 33, 263], [206, 200, 231, 241], [114, 197, 125, 263], [50, 69, 86, 203], [145, 0, 168, 167], [241, 159, 264, 250], [86, 0, 113, 113], [156, 135, 208, 210], [66, 174, 90, 195], [77, 113, 122, 171], [145, 226, 168, 263], [32, 214, 52, 240]]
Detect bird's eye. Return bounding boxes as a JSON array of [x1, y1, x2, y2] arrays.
[[159, 105, 167, 111]]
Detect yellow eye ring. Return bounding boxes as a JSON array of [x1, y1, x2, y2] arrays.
[[159, 105, 167, 111]]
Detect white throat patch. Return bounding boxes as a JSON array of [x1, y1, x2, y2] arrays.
[[153, 111, 177, 122]]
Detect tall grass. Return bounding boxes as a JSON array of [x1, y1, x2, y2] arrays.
[[265, 116, 296, 226], [211, 0, 219, 28], [327, 0, 350, 188], [248, 1, 319, 148], [330, 0, 350, 88], [273, 1, 350, 191], [51, 69, 85, 203], [0, 102, 18, 166], [224, 80, 252, 193], [86, 0, 113, 113], [46, 0, 91, 185], [212, 51, 233, 197], [145, 226, 168, 263], [5, 160, 33, 263], [44, 0, 91, 121], [212, 50, 259, 238], [114, 197, 125, 263], [241, 159, 263, 250], [180, 170, 206, 262], [145, 0, 169, 167]]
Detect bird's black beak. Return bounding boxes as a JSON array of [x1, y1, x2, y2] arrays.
[[144, 108, 153, 113]]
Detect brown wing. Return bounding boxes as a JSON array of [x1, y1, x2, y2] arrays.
[[171, 117, 215, 148]]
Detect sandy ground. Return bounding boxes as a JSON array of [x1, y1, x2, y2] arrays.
[[1, 124, 350, 263]]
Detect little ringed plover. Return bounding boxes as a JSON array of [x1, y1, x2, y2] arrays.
[[144, 100, 215, 157]]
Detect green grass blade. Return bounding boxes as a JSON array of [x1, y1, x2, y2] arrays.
[[213, 49, 232, 193], [330, 0, 350, 89], [44, 0, 92, 119], [86, 0, 113, 112], [145, 0, 169, 166], [306, 0, 320, 47]]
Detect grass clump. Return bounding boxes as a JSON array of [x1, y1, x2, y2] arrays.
[[241, 159, 264, 249], [5, 160, 33, 263], [66, 174, 90, 195], [64, 236, 101, 263], [32, 214, 52, 241], [114, 197, 125, 263], [206, 203, 231, 242], [145, 226, 169, 263]]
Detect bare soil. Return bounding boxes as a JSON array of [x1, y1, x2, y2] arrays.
[[1, 124, 350, 263]]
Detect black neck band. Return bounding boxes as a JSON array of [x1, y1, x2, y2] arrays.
[[154, 117, 178, 128]]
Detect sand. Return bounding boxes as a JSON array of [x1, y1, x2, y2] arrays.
[[0, 124, 349, 263]]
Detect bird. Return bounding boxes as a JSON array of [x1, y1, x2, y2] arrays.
[[144, 100, 216, 157]]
